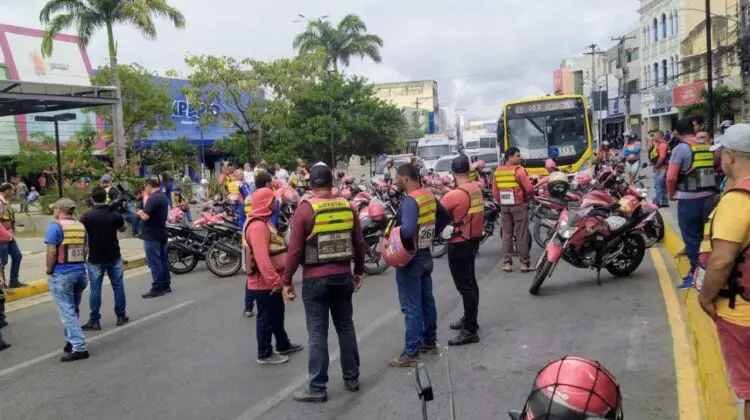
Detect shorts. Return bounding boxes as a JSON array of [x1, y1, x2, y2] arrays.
[[626, 160, 640, 174], [716, 317, 750, 400]]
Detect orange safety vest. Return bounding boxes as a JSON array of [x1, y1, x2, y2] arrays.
[[451, 184, 484, 240], [55, 218, 86, 264], [244, 195, 253, 216], [494, 164, 524, 206], [303, 196, 355, 265], [694, 178, 750, 308], [242, 217, 287, 276], [408, 188, 437, 250]]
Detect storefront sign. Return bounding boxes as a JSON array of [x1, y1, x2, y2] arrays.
[[629, 116, 641, 126], [673, 81, 705, 107], [649, 88, 674, 116]]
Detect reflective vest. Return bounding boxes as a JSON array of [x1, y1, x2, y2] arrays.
[[494, 164, 523, 206], [242, 218, 287, 275], [227, 180, 243, 203], [452, 184, 484, 240], [104, 187, 112, 204], [468, 169, 478, 182], [244, 195, 253, 216], [303, 196, 355, 265], [677, 143, 717, 192], [408, 188, 437, 250], [694, 178, 750, 308], [648, 144, 659, 164], [0, 199, 14, 231], [55, 218, 86, 264]]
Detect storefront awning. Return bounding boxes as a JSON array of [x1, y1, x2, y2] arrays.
[[0, 79, 118, 117]]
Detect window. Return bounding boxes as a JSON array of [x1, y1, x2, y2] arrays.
[[662, 60, 668, 86], [662, 13, 667, 39], [669, 57, 674, 83], [674, 11, 678, 36], [654, 63, 659, 87], [653, 18, 658, 42]]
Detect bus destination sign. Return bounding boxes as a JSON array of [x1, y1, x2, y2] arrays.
[[507, 99, 579, 116]]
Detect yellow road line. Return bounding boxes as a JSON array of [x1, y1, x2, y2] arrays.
[[650, 248, 702, 420]]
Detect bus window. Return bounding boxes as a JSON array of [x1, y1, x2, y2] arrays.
[[479, 136, 496, 149]]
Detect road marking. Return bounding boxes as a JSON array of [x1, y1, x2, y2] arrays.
[[233, 308, 401, 420], [0, 300, 195, 378], [649, 248, 701, 420]]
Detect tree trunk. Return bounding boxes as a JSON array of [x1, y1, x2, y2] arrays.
[[256, 124, 263, 163], [107, 22, 127, 169]]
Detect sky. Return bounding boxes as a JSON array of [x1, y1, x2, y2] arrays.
[[2, 0, 640, 120]]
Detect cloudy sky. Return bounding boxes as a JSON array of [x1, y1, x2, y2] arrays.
[[3, 0, 639, 119]]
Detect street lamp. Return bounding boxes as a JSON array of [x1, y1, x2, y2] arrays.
[[34, 113, 77, 198], [327, 60, 336, 168], [293, 13, 329, 23]]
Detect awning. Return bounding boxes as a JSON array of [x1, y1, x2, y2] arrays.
[[0, 79, 118, 117]]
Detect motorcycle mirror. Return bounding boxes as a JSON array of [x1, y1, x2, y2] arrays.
[[508, 409, 523, 420], [414, 362, 434, 402]]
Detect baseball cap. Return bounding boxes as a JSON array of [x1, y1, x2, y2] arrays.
[[53, 197, 76, 213], [309, 163, 333, 187], [710, 123, 750, 152], [101, 174, 113, 184], [451, 155, 471, 174]]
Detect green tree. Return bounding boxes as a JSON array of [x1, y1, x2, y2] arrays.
[[143, 137, 197, 174], [40, 0, 186, 168], [90, 63, 174, 143], [292, 14, 383, 73], [679, 85, 743, 126]]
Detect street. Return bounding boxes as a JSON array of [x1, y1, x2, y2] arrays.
[[0, 235, 677, 420]]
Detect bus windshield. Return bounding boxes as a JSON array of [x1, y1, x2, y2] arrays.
[[417, 145, 451, 160], [506, 111, 586, 160]]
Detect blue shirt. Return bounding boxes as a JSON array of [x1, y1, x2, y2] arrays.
[[271, 200, 280, 227], [44, 221, 87, 275], [669, 142, 716, 200], [397, 195, 451, 253]]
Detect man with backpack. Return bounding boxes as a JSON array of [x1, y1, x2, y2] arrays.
[[648, 130, 670, 208]]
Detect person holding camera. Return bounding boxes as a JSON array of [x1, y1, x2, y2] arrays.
[[79, 187, 129, 331], [137, 178, 171, 298]]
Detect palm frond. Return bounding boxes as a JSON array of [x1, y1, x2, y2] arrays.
[[76, 11, 104, 46], [337, 14, 367, 34], [41, 13, 78, 56], [117, 1, 157, 39], [39, 0, 89, 24], [142, 0, 186, 28]]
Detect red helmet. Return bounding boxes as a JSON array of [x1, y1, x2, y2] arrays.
[[575, 172, 594, 190], [381, 226, 415, 268], [278, 186, 299, 205], [522, 356, 623, 420], [359, 206, 374, 229], [368, 199, 386, 222]]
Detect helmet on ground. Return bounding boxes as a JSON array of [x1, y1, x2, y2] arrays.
[[368, 199, 386, 222], [618, 195, 640, 217], [522, 355, 623, 420], [278, 185, 299, 205], [547, 171, 570, 198], [381, 226, 415, 268], [545, 158, 557, 172], [575, 172, 594, 190]]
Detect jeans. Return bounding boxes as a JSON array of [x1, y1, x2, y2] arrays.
[[144, 240, 171, 292], [678, 197, 711, 272], [0, 239, 23, 285], [249, 290, 291, 358], [501, 205, 531, 262], [301, 275, 360, 392], [48, 270, 88, 352], [0, 289, 5, 321], [395, 252, 438, 357], [244, 284, 255, 312], [447, 240, 480, 333], [124, 209, 140, 236], [652, 170, 669, 206], [87, 259, 126, 320]]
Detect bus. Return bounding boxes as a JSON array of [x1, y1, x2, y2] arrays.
[[416, 136, 452, 169], [497, 95, 594, 176]]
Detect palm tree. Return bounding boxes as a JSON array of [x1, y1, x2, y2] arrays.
[[39, 0, 185, 169], [292, 14, 383, 73]]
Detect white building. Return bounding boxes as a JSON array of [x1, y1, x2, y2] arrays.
[[639, 0, 683, 132]]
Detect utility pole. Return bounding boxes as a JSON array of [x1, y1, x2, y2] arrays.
[[584, 44, 605, 142], [612, 34, 636, 133], [413, 97, 429, 132], [705, 0, 716, 134], [739, 0, 750, 122]]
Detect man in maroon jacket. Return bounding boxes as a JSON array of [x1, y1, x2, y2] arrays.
[[283, 162, 366, 403]]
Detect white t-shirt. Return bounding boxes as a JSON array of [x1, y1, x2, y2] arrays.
[[243, 170, 255, 185], [275, 168, 289, 183]]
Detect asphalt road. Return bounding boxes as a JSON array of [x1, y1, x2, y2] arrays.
[[0, 234, 676, 420]]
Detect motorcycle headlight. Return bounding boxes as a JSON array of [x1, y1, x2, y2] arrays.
[[557, 219, 578, 239], [636, 187, 649, 199]]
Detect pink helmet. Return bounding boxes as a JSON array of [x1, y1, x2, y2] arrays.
[[343, 176, 354, 185], [368, 200, 386, 222], [352, 192, 372, 209], [272, 179, 285, 190], [167, 207, 184, 224], [278, 185, 299, 205], [575, 172, 593, 189], [441, 175, 453, 185], [381, 226, 415, 268], [545, 158, 557, 172], [474, 160, 486, 169]]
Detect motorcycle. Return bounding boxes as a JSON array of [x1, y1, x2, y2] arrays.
[[204, 221, 243, 278], [529, 190, 648, 296], [166, 202, 233, 274]]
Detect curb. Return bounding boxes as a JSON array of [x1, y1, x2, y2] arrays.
[[662, 221, 738, 420], [3, 254, 147, 303]]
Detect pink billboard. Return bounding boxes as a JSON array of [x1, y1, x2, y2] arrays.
[[553, 68, 574, 95], [0, 24, 104, 146]]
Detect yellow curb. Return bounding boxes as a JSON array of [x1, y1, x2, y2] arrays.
[[661, 219, 737, 420], [3, 255, 147, 303]]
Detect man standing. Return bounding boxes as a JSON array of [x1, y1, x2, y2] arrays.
[[45, 198, 89, 362], [100, 174, 120, 203], [667, 117, 717, 289], [649, 130, 670, 208], [283, 163, 366, 403], [227, 169, 251, 228], [696, 124, 750, 420], [243, 163, 255, 187], [80, 187, 129, 331], [493, 147, 535, 272], [244, 186, 303, 364], [441, 155, 484, 345], [0, 183, 24, 289], [137, 178, 171, 298], [389, 163, 450, 367], [274, 163, 289, 184]]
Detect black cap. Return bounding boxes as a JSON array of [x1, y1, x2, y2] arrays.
[[309, 163, 333, 187], [451, 155, 471, 174], [0, 183, 12, 192]]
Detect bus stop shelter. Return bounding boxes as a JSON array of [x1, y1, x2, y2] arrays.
[[0, 79, 118, 117]]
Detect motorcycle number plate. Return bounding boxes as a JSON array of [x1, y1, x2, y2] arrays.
[[418, 225, 435, 249], [317, 232, 353, 261], [499, 191, 515, 205], [694, 264, 706, 291]]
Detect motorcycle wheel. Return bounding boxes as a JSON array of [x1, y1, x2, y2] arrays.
[[363, 242, 389, 275], [167, 243, 199, 274], [529, 251, 553, 296], [606, 233, 646, 277], [205, 242, 242, 277], [431, 240, 448, 259], [533, 218, 555, 249]]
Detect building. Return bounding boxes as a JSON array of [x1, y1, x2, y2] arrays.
[[374, 80, 442, 134], [603, 27, 643, 137]]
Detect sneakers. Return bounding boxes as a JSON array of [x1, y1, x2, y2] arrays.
[[344, 380, 360, 392], [116, 316, 130, 326], [448, 330, 480, 346], [520, 261, 535, 273], [388, 353, 419, 368], [257, 353, 289, 365], [7, 281, 27, 289], [61, 350, 89, 362], [502, 262, 513, 272], [164, 287, 172, 294], [63, 342, 72, 354], [142, 290, 165, 299], [677, 274, 694, 290], [0, 319, 7, 328], [81, 320, 102, 331], [243, 310, 255, 318], [292, 388, 328, 403], [0, 340, 10, 352], [449, 318, 464, 331], [277, 343, 304, 355], [419, 344, 439, 355]]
